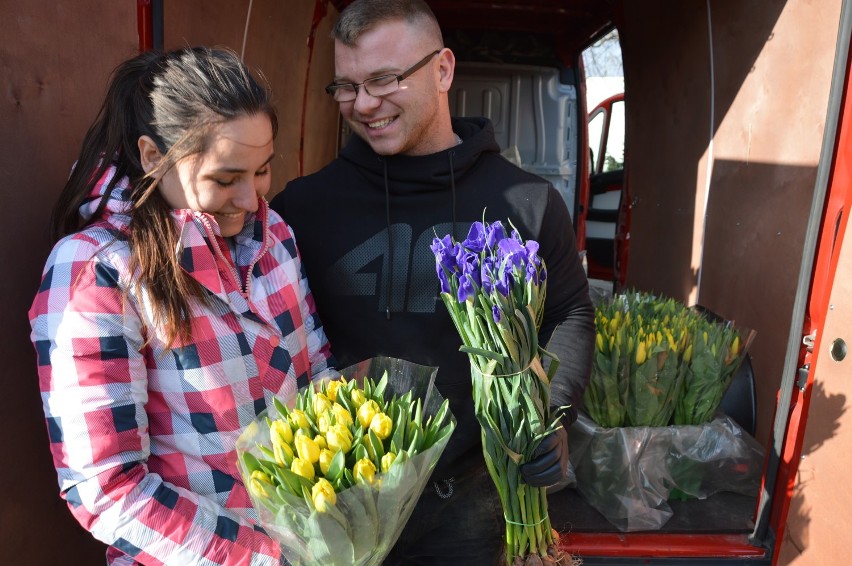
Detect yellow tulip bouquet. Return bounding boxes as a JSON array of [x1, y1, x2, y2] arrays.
[[570, 290, 763, 531], [236, 357, 455, 566], [586, 290, 754, 428]]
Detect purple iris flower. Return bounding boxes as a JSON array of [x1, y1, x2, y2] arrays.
[[432, 235, 461, 293], [485, 221, 506, 249], [525, 240, 541, 265], [458, 251, 481, 287], [458, 274, 476, 302], [462, 222, 486, 253], [492, 305, 502, 324], [494, 262, 512, 296], [497, 238, 527, 268], [525, 262, 538, 283], [436, 264, 452, 293], [481, 256, 495, 295]]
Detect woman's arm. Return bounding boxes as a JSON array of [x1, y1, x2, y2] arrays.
[[30, 237, 282, 566]]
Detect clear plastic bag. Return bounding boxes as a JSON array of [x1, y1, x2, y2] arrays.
[[236, 357, 455, 565], [569, 412, 764, 531]]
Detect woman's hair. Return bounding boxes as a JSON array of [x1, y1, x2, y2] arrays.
[[51, 46, 278, 347], [332, 0, 443, 47]]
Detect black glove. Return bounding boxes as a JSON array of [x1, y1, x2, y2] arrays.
[[519, 426, 569, 487]]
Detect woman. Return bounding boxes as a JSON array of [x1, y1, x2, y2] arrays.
[[29, 47, 332, 565]]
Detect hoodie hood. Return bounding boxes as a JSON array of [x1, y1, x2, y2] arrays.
[[338, 117, 501, 195]]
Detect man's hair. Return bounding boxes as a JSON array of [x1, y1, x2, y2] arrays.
[[332, 0, 443, 46]]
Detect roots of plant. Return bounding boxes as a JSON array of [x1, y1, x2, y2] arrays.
[[505, 531, 583, 566]]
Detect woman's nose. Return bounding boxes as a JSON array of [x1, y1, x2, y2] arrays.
[[233, 179, 260, 211]]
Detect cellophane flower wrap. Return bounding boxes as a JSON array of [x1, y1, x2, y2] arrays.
[[573, 291, 762, 531], [431, 219, 565, 565], [236, 357, 455, 566]]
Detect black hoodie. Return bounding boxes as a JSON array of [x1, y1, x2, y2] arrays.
[[271, 116, 594, 480]]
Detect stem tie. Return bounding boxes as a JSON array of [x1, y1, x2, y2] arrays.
[[503, 514, 549, 527]]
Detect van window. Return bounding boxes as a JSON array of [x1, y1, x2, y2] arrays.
[[602, 98, 625, 172]]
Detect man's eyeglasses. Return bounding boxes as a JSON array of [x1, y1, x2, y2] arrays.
[[325, 50, 441, 102]]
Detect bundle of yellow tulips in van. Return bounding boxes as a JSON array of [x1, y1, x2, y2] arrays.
[[236, 358, 455, 566], [586, 291, 752, 428]]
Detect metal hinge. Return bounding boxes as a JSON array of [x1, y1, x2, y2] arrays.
[[802, 331, 817, 352]]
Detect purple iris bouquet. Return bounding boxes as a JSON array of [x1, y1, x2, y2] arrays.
[[431, 219, 567, 565]]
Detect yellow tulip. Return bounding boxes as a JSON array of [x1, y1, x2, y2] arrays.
[[313, 393, 332, 416], [332, 403, 353, 427], [311, 477, 337, 512], [357, 400, 380, 429], [666, 330, 676, 352], [270, 418, 293, 446], [314, 435, 327, 450], [636, 342, 647, 365], [684, 344, 694, 362], [289, 409, 310, 431], [249, 470, 273, 499], [731, 335, 740, 355], [350, 388, 367, 409], [291, 457, 315, 481], [295, 434, 320, 464], [325, 379, 342, 402], [317, 411, 332, 434], [369, 412, 393, 440], [319, 448, 335, 475], [326, 423, 353, 454], [595, 332, 605, 353], [381, 452, 397, 473], [353, 458, 376, 484], [273, 440, 294, 467]]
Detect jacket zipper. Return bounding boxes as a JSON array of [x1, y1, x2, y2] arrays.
[[197, 214, 270, 297]]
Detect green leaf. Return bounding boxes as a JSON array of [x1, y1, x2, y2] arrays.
[[240, 451, 263, 474], [355, 442, 368, 462], [407, 426, 422, 453], [460, 345, 506, 364], [368, 428, 385, 466], [326, 449, 345, 482], [374, 370, 388, 401], [272, 396, 289, 418], [277, 467, 305, 495]]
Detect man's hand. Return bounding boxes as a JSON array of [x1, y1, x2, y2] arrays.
[[519, 426, 569, 487]]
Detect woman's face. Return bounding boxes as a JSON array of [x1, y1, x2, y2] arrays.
[[155, 114, 275, 237]]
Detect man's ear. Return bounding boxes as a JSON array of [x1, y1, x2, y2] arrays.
[[138, 135, 163, 175], [436, 47, 455, 93]]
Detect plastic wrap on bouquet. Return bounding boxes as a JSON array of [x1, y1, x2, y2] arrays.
[[569, 412, 764, 531], [236, 357, 455, 566]]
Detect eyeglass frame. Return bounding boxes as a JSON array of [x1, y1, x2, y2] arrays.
[[324, 50, 441, 101]]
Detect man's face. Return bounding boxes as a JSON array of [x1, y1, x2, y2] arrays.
[[332, 20, 451, 156]]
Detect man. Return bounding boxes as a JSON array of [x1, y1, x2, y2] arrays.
[[270, 1, 595, 563]]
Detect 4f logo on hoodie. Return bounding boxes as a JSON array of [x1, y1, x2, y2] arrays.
[[323, 222, 457, 314]]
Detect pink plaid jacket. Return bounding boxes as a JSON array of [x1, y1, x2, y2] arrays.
[[29, 166, 333, 565]]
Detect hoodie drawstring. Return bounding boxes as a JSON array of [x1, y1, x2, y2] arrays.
[[380, 146, 460, 321], [382, 158, 392, 320], [449, 150, 458, 239]]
